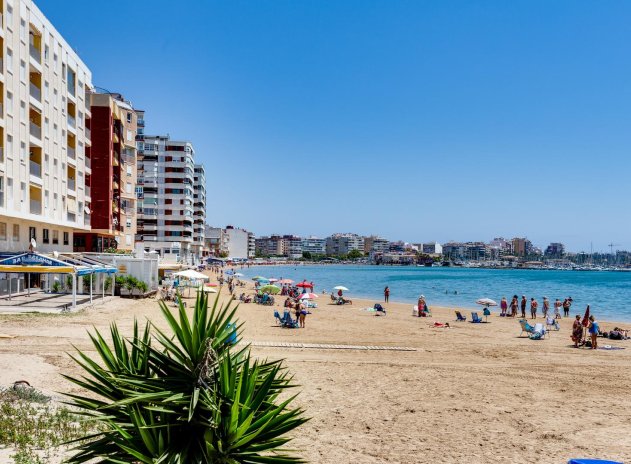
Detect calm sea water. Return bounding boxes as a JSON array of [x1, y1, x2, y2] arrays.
[[238, 265, 631, 322]]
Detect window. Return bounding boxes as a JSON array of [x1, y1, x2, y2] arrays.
[[52, 230, 59, 244], [12, 224, 19, 241], [44, 81, 49, 100], [6, 6, 12, 28], [126, 218, 132, 228], [125, 234, 132, 246], [20, 60, 26, 82], [0, 178, 3, 205], [7, 92, 13, 113], [44, 190, 49, 209], [6, 49, 12, 73], [29, 227, 36, 241], [126, 182, 132, 194], [43, 228, 49, 244], [127, 165, 132, 176], [20, 19, 26, 41], [20, 101, 26, 120], [6, 135, 12, 159], [7, 178, 12, 206], [0, 223, 6, 240], [126, 129, 132, 142], [63, 231, 69, 245], [20, 183, 26, 204], [20, 142, 26, 162], [53, 193, 58, 210], [44, 45, 49, 61], [126, 112, 132, 123]]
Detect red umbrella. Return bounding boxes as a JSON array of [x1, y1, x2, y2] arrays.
[[296, 282, 313, 288], [581, 305, 590, 327]]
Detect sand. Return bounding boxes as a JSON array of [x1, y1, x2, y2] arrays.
[[0, 278, 630, 463]]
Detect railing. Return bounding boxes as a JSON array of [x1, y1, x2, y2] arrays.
[[0, 58, 3, 73], [29, 83, 41, 102], [85, 186, 91, 197], [67, 115, 76, 128], [84, 214, 91, 226], [85, 127, 91, 139], [67, 147, 76, 159], [85, 157, 91, 168], [30, 200, 42, 215], [68, 179, 76, 191], [137, 119, 145, 126], [0, 103, 3, 117], [0, 192, 4, 208], [29, 122, 42, 139], [67, 80, 76, 97], [29, 44, 41, 64], [29, 161, 42, 178], [0, 147, 4, 162]]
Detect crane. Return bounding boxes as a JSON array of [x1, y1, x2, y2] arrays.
[[608, 243, 621, 255]]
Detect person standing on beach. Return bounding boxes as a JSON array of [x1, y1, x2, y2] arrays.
[[554, 299, 562, 319], [530, 298, 538, 319], [572, 314, 583, 348], [510, 296, 518, 318], [500, 297, 508, 316], [520, 296, 527, 318], [588, 314, 599, 350], [384, 286, 390, 303], [542, 297, 550, 319], [563, 298, 571, 317]]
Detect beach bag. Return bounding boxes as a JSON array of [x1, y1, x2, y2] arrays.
[[529, 332, 542, 340]]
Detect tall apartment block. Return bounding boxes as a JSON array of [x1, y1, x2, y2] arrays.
[[136, 122, 202, 263], [0, 0, 92, 252], [73, 92, 137, 252], [192, 164, 206, 258]]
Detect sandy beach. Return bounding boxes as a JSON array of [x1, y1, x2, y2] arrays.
[[0, 280, 630, 463]]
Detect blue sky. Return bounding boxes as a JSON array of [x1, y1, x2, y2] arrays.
[[39, 0, 631, 252]]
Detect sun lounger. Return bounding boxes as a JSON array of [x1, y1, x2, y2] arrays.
[[568, 459, 624, 464], [455, 311, 466, 322], [273, 310, 284, 326], [519, 319, 536, 337], [529, 322, 547, 340], [470, 312, 484, 323]]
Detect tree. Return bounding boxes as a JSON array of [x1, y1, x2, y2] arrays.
[[63, 293, 308, 463], [302, 251, 312, 260], [347, 249, 364, 260]]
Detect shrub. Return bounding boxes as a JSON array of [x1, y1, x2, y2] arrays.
[[63, 293, 308, 463]]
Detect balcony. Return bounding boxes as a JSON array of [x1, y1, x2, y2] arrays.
[[68, 179, 76, 191], [67, 115, 76, 129], [29, 44, 41, 65], [84, 214, 91, 226], [0, 103, 3, 118], [85, 185, 91, 197], [29, 161, 42, 178], [67, 147, 76, 160], [30, 199, 42, 215], [85, 157, 91, 169], [0, 58, 3, 73], [29, 122, 42, 140], [85, 126, 91, 139]]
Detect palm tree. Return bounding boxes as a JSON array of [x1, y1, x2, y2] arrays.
[[63, 292, 308, 463]]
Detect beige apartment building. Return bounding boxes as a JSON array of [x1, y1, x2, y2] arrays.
[[0, 0, 92, 253]]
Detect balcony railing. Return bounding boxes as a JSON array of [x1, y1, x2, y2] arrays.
[[29, 122, 42, 139], [85, 186, 91, 197], [0, 147, 4, 162], [30, 200, 42, 215], [85, 127, 91, 139], [68, 179, 76, 191], [0, 58, 3, 73], [0, 103, 3, 118], [67, 81, 76, 97], [29, 83, 42, 102], [29, 161, 42, 178], [67, 147, 76, 160], [84, 214, 91, 226], [67, 115, 76, 128], [85, 157, 91, 169], [29, 44, 41, 64]]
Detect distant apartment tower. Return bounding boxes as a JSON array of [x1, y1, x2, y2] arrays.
[[283, 235, 302, 259], [136, 128, 198, 262], [301, 236, 326, 255], [326, 233, 364, 256], [544, 242, 565, 258], [511, 237, 533, 257], [0, 2, 93, 252], [73, 92, 137, 252], [192, 164, 206, 257], [363, 235, 389, 254], [205, 225, 228, 256], [255, 235, 283, 256]]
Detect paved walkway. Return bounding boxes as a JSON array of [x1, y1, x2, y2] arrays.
[[245, 341, 417, 351]]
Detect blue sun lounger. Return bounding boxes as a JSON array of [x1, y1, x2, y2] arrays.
[[455, 311, 466, 322], [470, 312, 484, 323], [568, 460, 623, 464]]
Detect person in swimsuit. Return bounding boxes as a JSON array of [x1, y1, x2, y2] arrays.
[[530, 298, 538, 319], [521, 296, 527, 318], [563, 298, 571, 317], [500, 297, 508, 317], [572, 315, 583, 348], [554, 299, 562, 319], [588, 314, 599, 350], [298, 301, 307, 328], [417, 295, 426, 317], [510, 296, 519, 318], [384, 286, 390, 303], [542, 297, 550, 318]]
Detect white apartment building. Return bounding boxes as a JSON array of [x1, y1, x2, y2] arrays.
[[0, 0, 92, 253], [224, 225, 251, 260], [326, 233, 365, 256], [136, 132, 198, 263], [192, 164, 206, 258], [301, 236, 326, 255]]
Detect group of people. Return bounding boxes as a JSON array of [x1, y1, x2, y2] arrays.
[[283, 297, 308, 328], [500, 295, 574, 319]]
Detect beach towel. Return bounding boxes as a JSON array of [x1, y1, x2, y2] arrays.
[[599, 345, 625, 351]]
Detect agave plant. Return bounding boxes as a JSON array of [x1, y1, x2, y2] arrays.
[[63, 291, 308, 463]]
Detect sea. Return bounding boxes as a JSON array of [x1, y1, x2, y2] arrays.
[[237, 265, 631, 322]]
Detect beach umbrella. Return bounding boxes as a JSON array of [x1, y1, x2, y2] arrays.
[[173, 269, 210, 280], [296, 282, 313, 288], [257, 278, 270, 284], [252, 276, 267, 281], [278, 279, 294, 284], [333, 286, 349, 291], [299, 293, 318, 300], [205, 283, 219, 287], [476, 298, 498, 307], [269, 278, 279, 283], [259, 285, 281, 294], [233, 272, 244, 277]]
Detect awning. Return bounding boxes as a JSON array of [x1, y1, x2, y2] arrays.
[[0, 253, 77, 274]]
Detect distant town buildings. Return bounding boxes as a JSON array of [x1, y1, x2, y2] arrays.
[[301, 236, 327, 255], [363, 235, 389, 254], [422, 242, 443, 255], [326, 233, 364, 256], [545, 242, 565, 259]]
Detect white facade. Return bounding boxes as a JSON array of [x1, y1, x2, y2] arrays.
[[192, 164, 206, 258], [225, 226, 250, 259], [301, 236, 326, 255], [326, 233, 364, 256], [422, 242, 443, 254], [0, 0, 93, 253]]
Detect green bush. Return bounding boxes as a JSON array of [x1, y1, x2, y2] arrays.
[[51, 281, 61, 293], [63, 293, 308, 463]]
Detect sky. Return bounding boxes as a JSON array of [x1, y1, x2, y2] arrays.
[[38, 0, 631, 252]]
